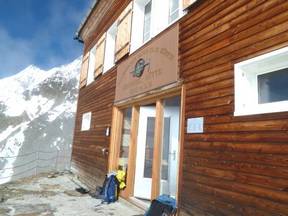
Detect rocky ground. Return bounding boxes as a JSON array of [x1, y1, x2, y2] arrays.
[[0, 172, 144, 216]]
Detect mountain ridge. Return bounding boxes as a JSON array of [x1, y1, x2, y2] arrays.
[[0, 57, 81, 184]]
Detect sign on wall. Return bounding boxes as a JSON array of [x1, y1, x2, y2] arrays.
[[115, 24, 179, 102], [187, 117, 204, 134]]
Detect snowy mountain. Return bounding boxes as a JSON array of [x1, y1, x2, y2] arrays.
[[0, 57, 81, 184]]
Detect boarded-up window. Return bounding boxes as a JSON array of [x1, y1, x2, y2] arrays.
[[115, 2, 133, 62], [79, 52, 90, 88], [183, 0, 197, 10], [94, 34, 106, 78]]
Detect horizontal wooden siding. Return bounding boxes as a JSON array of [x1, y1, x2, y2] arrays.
[[179, 0, 288, 215], [71, 68, 116, 189]]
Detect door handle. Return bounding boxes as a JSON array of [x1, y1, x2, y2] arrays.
[[102, 148, 109, 156]]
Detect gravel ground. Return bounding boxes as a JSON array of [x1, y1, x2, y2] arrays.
[[0, 172, 145, 216]]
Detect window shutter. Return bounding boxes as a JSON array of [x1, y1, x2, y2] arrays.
[[79, 52, 90, 88], [115, 2, 133, 62], [94, 34, 106, 78], [183, 0, 197, 10]]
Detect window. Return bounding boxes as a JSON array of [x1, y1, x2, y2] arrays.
[[234, 46, 288, 116], [131, 0, 153, 52], [143, 116, 155, 178], [131, 0, 183, 53], [81, 112, 92, 131], [87, 46, 96, 85], [118, 108, 132, 171], [104, 22, 117, 73], [258, 69, 288, 104], [169, 0, 180, 23], [143, 1, 152, 42], [160, 96, 180, 198]]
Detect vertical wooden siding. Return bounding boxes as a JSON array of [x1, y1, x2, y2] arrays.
[[179, 0, 288, 215], [71, 68, 116, 189]]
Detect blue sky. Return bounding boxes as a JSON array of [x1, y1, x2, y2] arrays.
[[0, 0, 92, 78]]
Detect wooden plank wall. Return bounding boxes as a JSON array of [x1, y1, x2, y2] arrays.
[[71, 67, 117, 189], [179, 0, 288, 215]]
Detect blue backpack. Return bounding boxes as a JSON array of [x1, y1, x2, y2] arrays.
[[145, 195, 177, 216], [102, 174, 119, 203]]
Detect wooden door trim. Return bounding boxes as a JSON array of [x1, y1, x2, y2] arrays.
[[122, 105, 140, 198], [177, 84, 186, 208], [151, 99, 164, 199], [114, 81, 182, 109], [108, 106, 123, 171]]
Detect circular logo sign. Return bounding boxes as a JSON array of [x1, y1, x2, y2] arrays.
[[133, 58, 146, 77]]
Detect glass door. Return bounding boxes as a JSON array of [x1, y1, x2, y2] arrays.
[[134, 104, 156, 200], [118, 108, 132, 171], [132, 95, 181, 201], [160, 96, 180, 198]]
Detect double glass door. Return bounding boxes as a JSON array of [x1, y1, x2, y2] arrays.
[[133, 96, 180, 200]]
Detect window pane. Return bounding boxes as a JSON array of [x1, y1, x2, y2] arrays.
[[161, 117, 170, 181], [143, 116, 155, 178], [87, 46, 96, 85], [258, 68, 288, 104], [103, 22, 117, 73], [119, 108, 132, 170], [160, 96, 180, 198], [143, 1, 152, 42], [169, 0, 179, 23]]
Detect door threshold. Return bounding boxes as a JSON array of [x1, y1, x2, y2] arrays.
[[118, 197, 146, 214], [128, 197, 150, 210]]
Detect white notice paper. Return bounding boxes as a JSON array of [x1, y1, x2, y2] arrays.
[[187, 117, 204, 133]]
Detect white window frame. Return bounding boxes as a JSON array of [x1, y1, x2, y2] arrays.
[[81, 112, 92, 131], [169, 0, 181, 24], [103, 22, 117, 73], [234, 46, 288, 116], [130, 0, 184, 53], [143, 1, 152, 43], [87, 46, 96, 85], [131, 0, 153, 52]]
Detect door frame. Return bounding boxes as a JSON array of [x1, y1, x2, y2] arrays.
[[108, 84, 185, 203]]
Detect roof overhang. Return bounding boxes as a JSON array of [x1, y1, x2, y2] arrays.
[[74, 0, 100, 43]]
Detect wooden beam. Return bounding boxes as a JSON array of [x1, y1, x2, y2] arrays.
[[151, 100, 164, 200], [124, 106, 140, 198], [177, 85, 186, 205], [108, 106, 123, 171], [114, 81, 182, 108]]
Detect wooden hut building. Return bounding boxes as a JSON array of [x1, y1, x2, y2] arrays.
[[72, 0, 288, 215]]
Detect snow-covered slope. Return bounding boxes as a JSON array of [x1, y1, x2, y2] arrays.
[[0, 58, 81, 184]]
